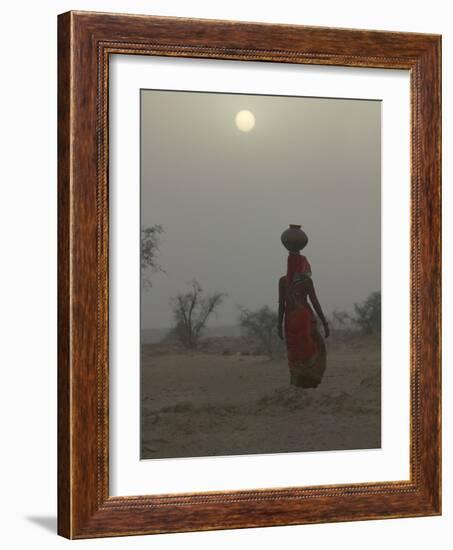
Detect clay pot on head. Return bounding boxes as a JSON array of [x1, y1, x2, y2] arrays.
[[281, 224, 308, 253]]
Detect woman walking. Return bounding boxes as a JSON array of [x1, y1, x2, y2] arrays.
[[278, 225, 329, 388]]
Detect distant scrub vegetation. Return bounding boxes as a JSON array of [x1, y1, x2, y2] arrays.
[[332, 291, 381, 335], [238, 306, 283, 359]]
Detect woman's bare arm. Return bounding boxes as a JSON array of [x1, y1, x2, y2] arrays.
[[277, 277, 285, 340], [307, 278, 330, 338]]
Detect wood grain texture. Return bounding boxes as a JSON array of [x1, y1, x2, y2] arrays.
[[57, 11, 71, 538], [57, 10, 441, 539]]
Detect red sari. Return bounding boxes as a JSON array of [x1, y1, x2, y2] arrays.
[[279, 254, 326, 388]]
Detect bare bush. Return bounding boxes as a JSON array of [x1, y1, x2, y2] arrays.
[[351, 291, 381, 334], [141, 224, 164, 289], [238, 306, 283, 359], [170, 280, 226, 349], [331, 291, 381, 335]]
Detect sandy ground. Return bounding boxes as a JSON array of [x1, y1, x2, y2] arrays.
[[141, 336, 381, 459]]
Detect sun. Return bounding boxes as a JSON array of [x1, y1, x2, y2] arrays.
[[235, 110, 256, 132]]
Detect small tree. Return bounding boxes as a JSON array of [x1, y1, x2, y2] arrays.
[[351, 291, 381, 334], [171, 280, 226, 348], [329, 309, 352, 335], [239, 306, 282, 359], [332, 309, 350, 329], [141, 224, 164, 289]]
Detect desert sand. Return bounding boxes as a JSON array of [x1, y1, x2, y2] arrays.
[[141, 334, 381, 459]]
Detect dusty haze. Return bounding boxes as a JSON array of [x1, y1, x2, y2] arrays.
[[141, 90, 381, 330]]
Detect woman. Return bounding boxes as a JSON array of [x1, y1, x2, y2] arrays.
[[278, 226, 329, 388]]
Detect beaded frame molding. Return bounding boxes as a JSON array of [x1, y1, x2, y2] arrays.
[[58, 11, 441, 539]]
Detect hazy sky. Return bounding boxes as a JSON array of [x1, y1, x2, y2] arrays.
[[141, 90, 381, 329]]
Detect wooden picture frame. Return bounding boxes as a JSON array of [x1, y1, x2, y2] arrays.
[[58, 10, 441, 539]]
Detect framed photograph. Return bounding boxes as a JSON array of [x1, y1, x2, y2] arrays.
[[58, 11, 441, 539]]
